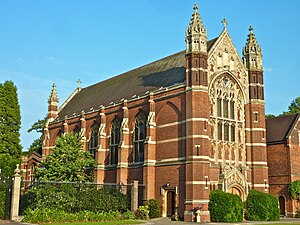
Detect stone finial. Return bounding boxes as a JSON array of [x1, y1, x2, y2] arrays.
[[14, 164, 20, 174], [242, 25, 263, 71], [193, 3, 198, 11], [77, 79, 82, 90], [185, 3, 207, 54], [48, 83, 59, 104], [47, 83, 59, 120], [222, 18, 228, 29]]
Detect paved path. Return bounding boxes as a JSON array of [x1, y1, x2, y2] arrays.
[[1, 217, 300, 225], [145, 217, 300, 225]]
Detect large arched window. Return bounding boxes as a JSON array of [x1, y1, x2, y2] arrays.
[[89, 123, 99, 159], [133, 113, 147, 162], [109, 118, 121, 165], [209, 74, 245, 166]]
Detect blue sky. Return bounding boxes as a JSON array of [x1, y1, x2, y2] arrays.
[[0, 0, 299, 150]]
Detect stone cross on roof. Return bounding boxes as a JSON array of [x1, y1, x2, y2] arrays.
[[222, 18, 228, 29], [77, 79, 82, 90]]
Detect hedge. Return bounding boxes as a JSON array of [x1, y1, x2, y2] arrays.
[[245, 190, 280, 221], [22, 208, 135, 223], [21, 183, 129, 214], [209, 190, 243, 222]]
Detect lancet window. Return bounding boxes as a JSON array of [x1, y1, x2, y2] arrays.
[[109, 118, 121, 165], [89, 123, 99, 159], [133, 113, 147, 163]]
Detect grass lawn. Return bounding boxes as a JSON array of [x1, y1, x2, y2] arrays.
[[48, 221, 144, 225]]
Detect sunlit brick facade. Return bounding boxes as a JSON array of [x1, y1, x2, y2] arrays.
[[42, 5, 269, 221]]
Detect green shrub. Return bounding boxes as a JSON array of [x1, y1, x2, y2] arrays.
[[22, 208, 135, 223], [136, 205, 149, 220], [77, 186, 129, 213], [21, 183, 129, 214], [245, 190, 280, 221], [209, 190, 243, 222], [146, 199, 160, 218]]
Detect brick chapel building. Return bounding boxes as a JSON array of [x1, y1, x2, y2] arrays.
[[267, 114, 300, 217], [42, 4, 268, 221]]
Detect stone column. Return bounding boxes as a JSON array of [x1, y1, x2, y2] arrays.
[[131, 180, 139, 212], [10, 164, 21, 221]]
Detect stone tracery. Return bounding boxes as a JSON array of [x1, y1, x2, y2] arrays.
[[209, 74, 246, 168]]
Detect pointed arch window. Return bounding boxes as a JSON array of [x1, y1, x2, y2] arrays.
[[73, 125, 81, 134], [109, 118, 121, 165], [89, 123, 99, 159], [133, 113, 147, 163]]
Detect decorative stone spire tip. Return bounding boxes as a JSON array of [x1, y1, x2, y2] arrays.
[[193, 3, 198, 12], [48, 83, 59, 104]]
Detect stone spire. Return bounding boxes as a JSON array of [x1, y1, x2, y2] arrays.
[[47, 83, 59, 120], [242, 25, 262, 71], [185, 3, 207, 54]]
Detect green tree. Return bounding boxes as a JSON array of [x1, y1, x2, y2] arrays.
[[282, 96, 300, 115], [26, 117, 46, 155], [36, 132, 96, 182], [289, 180, 300, 214], [0, 81, 22, 219], [266, 114, 276, 119], [0, 81, 22, 161]]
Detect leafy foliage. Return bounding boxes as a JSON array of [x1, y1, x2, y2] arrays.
[[26, 117, 46, 155], [145, 199, 160, 218], [21, 183, 130, 215], [26, 138, 43, 156], [0, 81, 22, 159], [265, 114, 276, 119], [22, 208, 135, 223], [136, 205, 149, 220], [289, 180, 300, 216], [208, 190, 243, 222], [282, 96, 300, 115], [0, 81, 22, 219], [27, 118, 46, 134], [290, 180, 300, 201], [245, 190, 280, 221], [36, 132, 96, 182]]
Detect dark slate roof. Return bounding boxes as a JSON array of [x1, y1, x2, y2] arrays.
[[266, 114, 300, 144], [58, 38, 218, 118]]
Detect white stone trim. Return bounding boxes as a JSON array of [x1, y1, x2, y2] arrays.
[[156, 118, 209, 129], [246, 143, 266, 147], [188, 156, 210, 160], [186, 181, 209, 185], [185, 199, 209, 204], [159, 157, 185, 163], [245, 128, 266, 131], [253, 184, 269, 188], [186, 68, 209, 72], [144, 160, 156, 166], [156, 135, 209, 144], [246, 161, 267, 165]]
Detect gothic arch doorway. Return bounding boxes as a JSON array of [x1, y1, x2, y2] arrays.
[[279, 196, 286, 216], [227, 185, 245, 201], [161, 185, 177, 217]]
